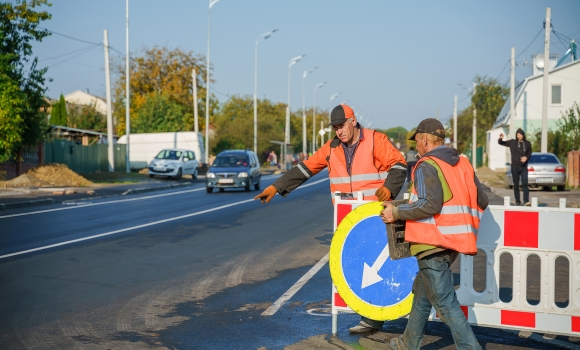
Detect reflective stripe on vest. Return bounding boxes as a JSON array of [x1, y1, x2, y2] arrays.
[[328, 129, 385, 201], [329, 171, 389, 184], [405, 155, 480, 255]]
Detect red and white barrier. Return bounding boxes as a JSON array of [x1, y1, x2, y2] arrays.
[[448, 197, 580, 337], [331, 193, 365, 334], [331, 194, 580, 337]]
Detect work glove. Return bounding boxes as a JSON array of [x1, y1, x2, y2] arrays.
[[375, 186, 392, 201], [254, 185, 277, 204]]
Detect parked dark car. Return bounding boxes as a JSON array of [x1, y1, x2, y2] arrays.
[[504, 152, 566, 191], [205, 150, 261, 193]]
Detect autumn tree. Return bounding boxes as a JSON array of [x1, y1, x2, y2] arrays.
[[448, 75, 509, 154], [113, 46, 216, 135], [0, 0, 51, 162]]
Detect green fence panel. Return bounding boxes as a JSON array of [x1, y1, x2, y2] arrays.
[[465, 146, 484, 168], [44, 140, 127, 174]]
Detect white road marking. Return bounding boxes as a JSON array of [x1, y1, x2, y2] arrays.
[[1, 177, 329, 259], [261, 252, 329, 316], [0, 174, 284, 219], [0, 187, 205, 218]]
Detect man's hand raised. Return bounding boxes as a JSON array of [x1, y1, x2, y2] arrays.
[[254, 185, 277, 204]]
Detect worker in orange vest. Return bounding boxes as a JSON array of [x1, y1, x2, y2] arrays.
[[380, 118, 488, 350], [255, 104, 407, 333]]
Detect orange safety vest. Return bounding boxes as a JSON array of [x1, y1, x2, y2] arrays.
[[405, 155, 483, 255], [328, 129, 387, 201]]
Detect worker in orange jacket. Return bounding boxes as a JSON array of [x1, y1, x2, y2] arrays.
[[254, 104, 407, 333]]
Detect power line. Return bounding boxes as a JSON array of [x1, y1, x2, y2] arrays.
[[554, 30, 573, 41], [552, 30, 569, 51], [38, 26, 102, 46], [515, 28, 543, 59], [47, 46, 99, 68], [39, 45, 99, 62], [495, 59, 510, 81]]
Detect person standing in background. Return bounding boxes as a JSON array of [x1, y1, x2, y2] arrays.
[[498, 129, 532, 206]]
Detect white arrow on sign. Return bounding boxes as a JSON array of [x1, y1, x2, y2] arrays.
[[361, 244, 389, 289]]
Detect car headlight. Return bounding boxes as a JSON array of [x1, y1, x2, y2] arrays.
[[238, 172, 248, 178], [207, 172, 216, 178]]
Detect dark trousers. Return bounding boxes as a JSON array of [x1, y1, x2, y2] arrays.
[[511, 165, 529, 204]]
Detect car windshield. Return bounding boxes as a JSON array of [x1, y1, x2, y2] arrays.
[[156, 150, 182, 160], [213, 156, 249, 167], [530, 154, 559, 164]]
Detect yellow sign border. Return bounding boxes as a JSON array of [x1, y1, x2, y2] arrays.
[[329, 201, 414, 320]]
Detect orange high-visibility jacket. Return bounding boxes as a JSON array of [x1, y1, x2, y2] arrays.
[[272, 127, 407, 202], [405, 155, 483, 255], [327, 129, 386, 200]]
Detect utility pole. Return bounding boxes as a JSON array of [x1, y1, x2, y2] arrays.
[[453, 95, 457, 149], [541, 7, 551, 153], [125, 0, 131, 173], [104, 30, 114, 172], [193, 69, 199, 133], [510, 47, 515, 139], [472, 82, 477, 170]]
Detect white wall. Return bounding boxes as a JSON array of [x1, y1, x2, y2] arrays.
[[65, 90, 107, 115], [487, 127, 510, 170], [513, 61, 580, 134]]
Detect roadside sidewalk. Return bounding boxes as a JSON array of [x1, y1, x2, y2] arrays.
[[0, 179, 201, 211], [0, 167, 284, 211]]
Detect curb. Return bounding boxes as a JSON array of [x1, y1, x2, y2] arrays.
[[0, 182, 195, 211], [0, 198, 55, 211]]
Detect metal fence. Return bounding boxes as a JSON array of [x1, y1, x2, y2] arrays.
[[44, 140, 126, 174]]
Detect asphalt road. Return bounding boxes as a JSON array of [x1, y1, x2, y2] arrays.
[[1, 172, 579, 349]]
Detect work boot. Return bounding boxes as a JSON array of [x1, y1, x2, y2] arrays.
[[348, 320, 379, 333]]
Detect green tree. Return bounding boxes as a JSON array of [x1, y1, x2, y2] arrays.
[[113, 46, 217, 135], [211, 95, 287, 157], [448, 75, 509, 154], [0, 0, 51, 162], [50, 93, 67, 126], [377, 126, 408, 150], [132, 93, 186, 133], [68, 102, 106, 131], [558, 102, 580, 151]]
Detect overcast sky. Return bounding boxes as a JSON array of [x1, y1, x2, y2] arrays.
[[34, 0, 580, 130]]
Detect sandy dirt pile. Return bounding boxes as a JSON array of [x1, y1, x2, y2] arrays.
[[0, 163, 93, 188], [475, 165, 505, 188]]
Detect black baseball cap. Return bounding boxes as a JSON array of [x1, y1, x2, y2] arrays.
[[408, 118, 446, 141], [328, 104, 355, 126]]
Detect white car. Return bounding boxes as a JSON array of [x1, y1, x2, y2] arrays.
[[148, 148, 200, 180]]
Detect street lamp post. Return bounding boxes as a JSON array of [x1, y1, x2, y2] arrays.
[[285, 54, 305, 170], [302, 67, 318, 155], [205, 0, 220, 165], [253, 29, 277, 155], [125, 0, 130, 173], [312, 82, 326, 153]]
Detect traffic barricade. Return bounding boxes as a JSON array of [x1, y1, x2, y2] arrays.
[[329, 193, 580, 337]]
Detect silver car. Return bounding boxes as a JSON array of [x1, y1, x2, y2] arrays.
[[504, 152, 566, 191]]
